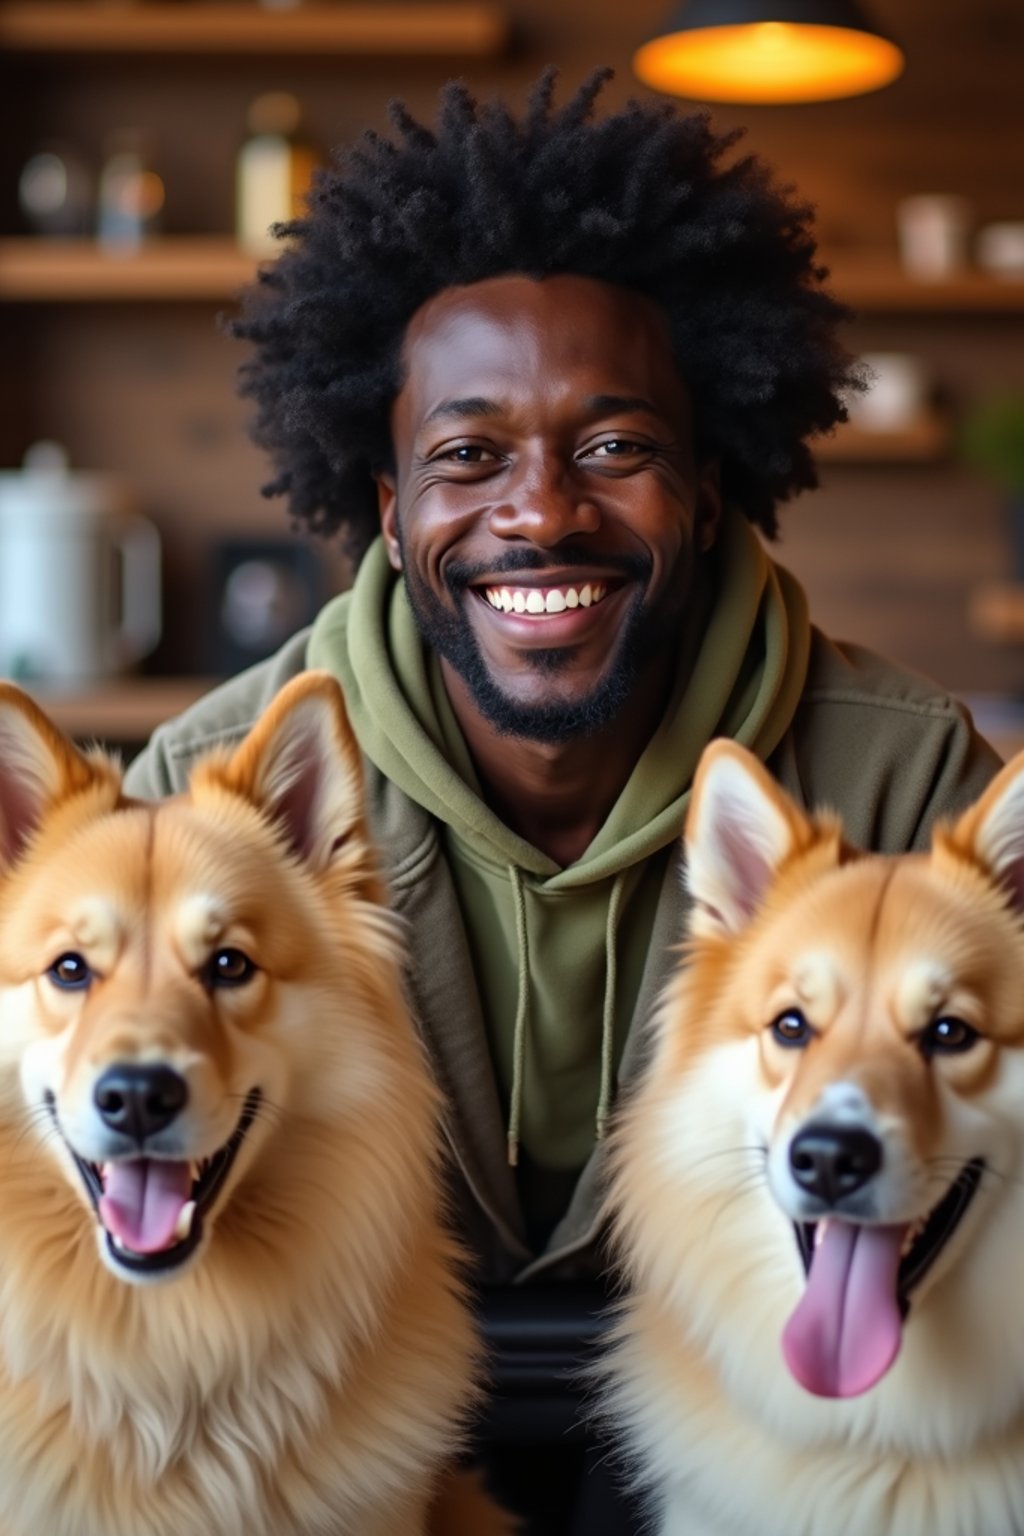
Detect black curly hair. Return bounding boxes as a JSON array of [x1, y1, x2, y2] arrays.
[[233, 68, 858, 558]]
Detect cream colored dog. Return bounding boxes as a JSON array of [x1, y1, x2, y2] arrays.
[[0, 674, 512, 1536], [605, 740, 1024, 1535]]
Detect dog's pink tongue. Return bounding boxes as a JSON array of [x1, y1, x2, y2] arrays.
[[99, 1160, 192, 1254], [781, 1220, 906, 1398]]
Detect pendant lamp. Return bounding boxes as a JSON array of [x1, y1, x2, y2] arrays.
[[634, 0, 904, 104]]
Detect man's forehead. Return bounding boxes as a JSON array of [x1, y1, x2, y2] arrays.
[[395, 272, 687, 423]]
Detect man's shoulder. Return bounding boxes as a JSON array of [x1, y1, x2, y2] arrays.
[[124, 629, 314, 797], [799, 629, 976, 723], [775, 628, 1002, 852]]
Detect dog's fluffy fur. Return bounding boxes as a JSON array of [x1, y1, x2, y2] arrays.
[[0, 675, 511, 1536], [605, 741, 1024, 1536]]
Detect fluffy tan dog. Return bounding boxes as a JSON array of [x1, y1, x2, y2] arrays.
[[605, 740, 1024, 1535], [0, 675, 512, 1536]]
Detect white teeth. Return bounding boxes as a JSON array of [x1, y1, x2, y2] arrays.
[[483, 582, 608, 615], [174, 1200, 197, 1242], [815, 1219, 830, 1249]]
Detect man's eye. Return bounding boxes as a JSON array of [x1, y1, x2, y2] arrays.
[[588, 438, 644, 457], [438, 444, 496, 464], [47, 952, 93, 990]]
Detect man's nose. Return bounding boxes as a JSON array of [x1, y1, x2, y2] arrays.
[[487, 459, 600, 545]]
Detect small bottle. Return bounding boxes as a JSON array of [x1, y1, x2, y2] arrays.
[[96, 129, 165, 251], [236, 92, 319, 258]]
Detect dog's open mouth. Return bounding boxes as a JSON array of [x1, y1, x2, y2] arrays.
[[47, 1088, 262, 1275], [783, 1157, 984, 1399]]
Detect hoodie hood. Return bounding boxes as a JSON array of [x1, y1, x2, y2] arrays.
[[308, 508, 810, 886]]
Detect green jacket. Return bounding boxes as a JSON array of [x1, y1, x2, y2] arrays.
[[124, 595, 999, 1285]]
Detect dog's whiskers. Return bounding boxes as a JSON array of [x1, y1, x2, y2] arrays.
[[687, 1142, 768, 1173], [227, 1090, 286, 1132]]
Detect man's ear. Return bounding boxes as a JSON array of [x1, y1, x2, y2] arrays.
[[696, 457, 722, 554], [943, 748, 1024, 910], [375, 472, 402, 571], [685, 739, 811, 939]]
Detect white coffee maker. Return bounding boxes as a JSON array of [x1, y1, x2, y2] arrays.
[[0, 442, 161, 686]]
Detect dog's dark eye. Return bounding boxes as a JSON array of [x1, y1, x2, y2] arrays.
[[920, 1016, 978, 1058], [205, 948, 256, 989], [47, 952, 92, 990], [770, 1009, 813, 1048]]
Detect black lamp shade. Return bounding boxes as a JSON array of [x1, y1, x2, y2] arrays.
[[635, 0, 904, 103]]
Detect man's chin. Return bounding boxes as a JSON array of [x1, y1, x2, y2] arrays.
[[402, 567, 657, 743], [461, 662, 640, 745]]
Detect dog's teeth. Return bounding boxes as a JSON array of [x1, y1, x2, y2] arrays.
[[174, 1201, 197, 1242], [901, 1217, 926, 1255], [112, 1235, 129, 1254], [814, 1219, 829, 1250]]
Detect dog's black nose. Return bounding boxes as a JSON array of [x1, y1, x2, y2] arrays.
[[789, 1123, 882, 1204], [94, 1065, 188, 1142]]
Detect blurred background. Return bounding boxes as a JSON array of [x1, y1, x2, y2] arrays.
[[1, 0, 1023, 753]]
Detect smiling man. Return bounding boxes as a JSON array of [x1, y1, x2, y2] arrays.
[[125, 71, 999, 1532]]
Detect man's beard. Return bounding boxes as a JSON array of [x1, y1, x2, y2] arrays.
[[398, 543, 669, 746]]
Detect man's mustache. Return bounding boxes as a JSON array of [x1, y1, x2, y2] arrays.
[[444, 548, 651, 595]]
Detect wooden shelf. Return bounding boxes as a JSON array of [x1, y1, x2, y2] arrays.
[[0, 237, 255, 300], [0, 2, 508, 56], [814, 415, 950, 463], [26, 676, 218, 743], [826, 255, 1024, 313], [4, 239, 1024, 311]]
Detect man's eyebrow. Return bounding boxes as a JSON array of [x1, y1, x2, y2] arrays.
[[584, 394, 661, 416], [422, 397, 504, 427]]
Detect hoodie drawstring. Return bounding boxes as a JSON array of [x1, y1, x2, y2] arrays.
[[507, 864, 530, 1168], [596, 870, 626, 1143], [506, 865, 626, 1166]]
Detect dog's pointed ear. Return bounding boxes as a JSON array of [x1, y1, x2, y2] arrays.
[[944, 748, 1024, 909], [685, 740, 811, 939], [206, 672, 370, 877], [0, 683, 110, 870]]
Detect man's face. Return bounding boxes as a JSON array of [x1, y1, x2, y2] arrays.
[[376, 273, 720, 744]]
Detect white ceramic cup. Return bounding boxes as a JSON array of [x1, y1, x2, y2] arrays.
[[896, 194, 972, 279], [847, 353, 928, 432]]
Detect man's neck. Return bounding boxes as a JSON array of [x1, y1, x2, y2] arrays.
[[440, 658, 674, 866]]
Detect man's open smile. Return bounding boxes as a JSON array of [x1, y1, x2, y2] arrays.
[[481, 578, 610, 615]]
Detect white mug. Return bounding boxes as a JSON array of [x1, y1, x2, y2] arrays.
[[0, 443, 161, 686], [896, 194, 971, 279]]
